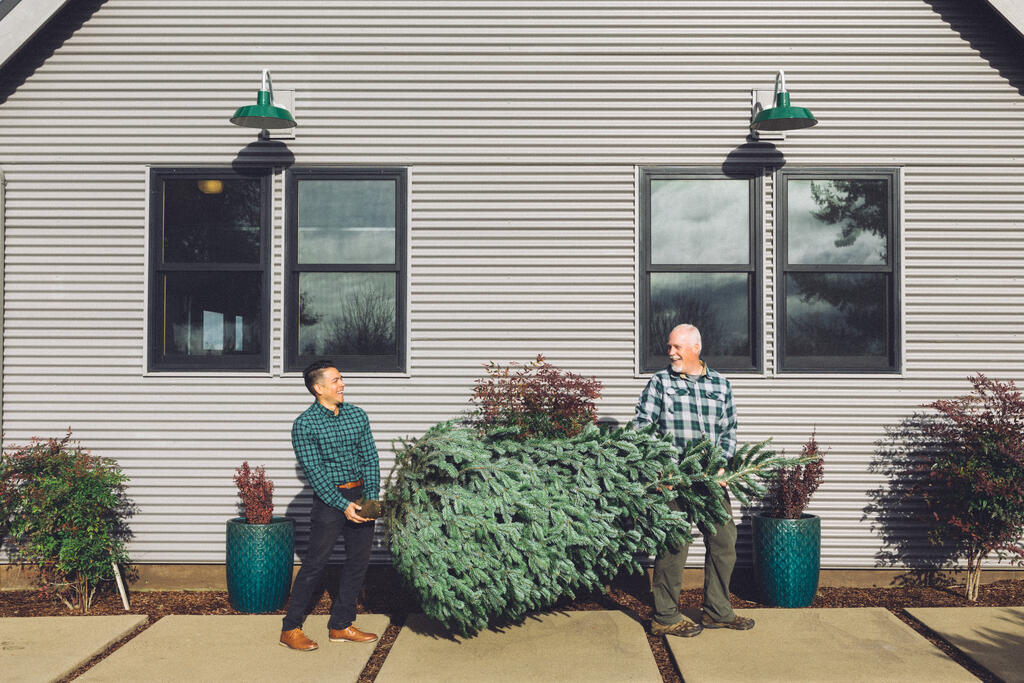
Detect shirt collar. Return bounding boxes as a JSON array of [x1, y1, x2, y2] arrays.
[[312, 400, 342, 417], [668, 361, 708, 379]]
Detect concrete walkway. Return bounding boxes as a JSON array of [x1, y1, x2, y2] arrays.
[[664, 608, 976, 683], [79, 614, 390, 683], [907, 607, 1024, 683], [0, 615, 146, 683], [377, 611, 661, 683], [0, 607, 1020, 682]]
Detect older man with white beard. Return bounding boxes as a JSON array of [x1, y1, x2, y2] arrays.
[[634, 324, 755, 638]]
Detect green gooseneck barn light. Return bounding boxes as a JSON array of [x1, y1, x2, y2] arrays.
[[751, 70, 818, 133], [230, 69, 297, 131]]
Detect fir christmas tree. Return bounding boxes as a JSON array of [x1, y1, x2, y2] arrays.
[[384, 357, 799, 635]]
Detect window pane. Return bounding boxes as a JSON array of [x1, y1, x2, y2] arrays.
[[785, 273, 888, 366], [298, 273, 397, 356], [297, 180, 396, 264], [650, 179, 749, 264], [163, 178, 261, 263], [162, 272, 262, 357], [787, 179, 888, 265], [649, 272, 750, 360]]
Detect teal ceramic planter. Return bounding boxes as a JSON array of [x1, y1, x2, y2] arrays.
[[751, 513, 820, 608], [226, 516, 295, 613]]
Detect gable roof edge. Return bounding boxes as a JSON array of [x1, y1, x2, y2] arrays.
[[0, 0, 71, 71], [986, 0, 1024, 39]]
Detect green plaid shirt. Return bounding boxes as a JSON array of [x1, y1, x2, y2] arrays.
[[633, 365, 738, 459], [291, 401, 381, 510]]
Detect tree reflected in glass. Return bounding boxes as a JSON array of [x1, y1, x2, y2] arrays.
[[648, 273, 750, 364], [298, 273, 396, 356], [785, 273, 886, 364]]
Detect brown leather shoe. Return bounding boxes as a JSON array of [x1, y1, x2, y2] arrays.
[[279, 628, 318, 651], [329, 625, 378, 643]]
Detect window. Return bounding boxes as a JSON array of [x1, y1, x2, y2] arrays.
[[286, 168, 407, 372], [639, 168, 761, 373], [778, 169, 900, 372], [148, 169, 271, 371]]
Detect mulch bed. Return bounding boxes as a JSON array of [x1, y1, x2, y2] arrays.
[[2, 568, 1021, 682]]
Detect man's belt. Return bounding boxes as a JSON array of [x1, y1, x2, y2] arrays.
[[338, 479, 363, 490]]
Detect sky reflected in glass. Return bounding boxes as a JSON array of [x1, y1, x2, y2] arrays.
[[298, 180, 396, 264], [787, 180, 886, 265], [651, 179, 749, 264]]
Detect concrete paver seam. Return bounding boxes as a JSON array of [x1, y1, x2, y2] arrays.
[[60, 616, 159, 682]]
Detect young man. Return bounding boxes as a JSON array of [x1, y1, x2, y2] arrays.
[[634, 324, 755, 638], [279, 360, 381, 651]]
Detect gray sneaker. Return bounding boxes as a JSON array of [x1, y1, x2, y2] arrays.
[[701, 613, 755, 630], [651, 618, 703, 638]]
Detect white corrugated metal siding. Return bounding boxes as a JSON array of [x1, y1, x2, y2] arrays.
[[1, 0, 1023, 569]]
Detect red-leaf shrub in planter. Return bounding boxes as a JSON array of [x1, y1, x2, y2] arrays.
[[233, 461, 274, 524]]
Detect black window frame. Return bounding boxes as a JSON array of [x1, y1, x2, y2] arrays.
[[147, 167, 272, 372], [777, 168, 901, 373], [285, 167, 408, 373], [639, 167, 762, 374]]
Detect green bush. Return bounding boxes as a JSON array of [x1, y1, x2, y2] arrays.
[[0, 433, 135, 613]]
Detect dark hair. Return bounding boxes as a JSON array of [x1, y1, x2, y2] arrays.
[[303, 360, 338, 396]]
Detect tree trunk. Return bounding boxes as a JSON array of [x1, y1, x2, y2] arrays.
[[77, 574, 89, 615], [964, 551, 983, 602]]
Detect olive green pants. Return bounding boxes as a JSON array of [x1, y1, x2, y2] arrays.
[[652, 494, 737, 626]]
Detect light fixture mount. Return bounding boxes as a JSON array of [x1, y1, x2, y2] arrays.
[[750, 71, 817, 133], [230, 69, 297, 133]]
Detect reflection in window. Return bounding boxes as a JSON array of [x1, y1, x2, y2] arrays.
[[287, 169, 407, 372], [779, 171, 898, 372], [787, 180, 887, 265], [651, 179, 749, 264], [785, 273, 886, 365], [640, 169, 759, 372], [297, 180, 397, 264], [649, 273, 750, 360], [298, 273, 396, 356]]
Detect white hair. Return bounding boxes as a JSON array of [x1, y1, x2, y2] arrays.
[[669, 324, 702, 349]]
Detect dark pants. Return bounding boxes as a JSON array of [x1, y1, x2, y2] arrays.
[[282, 493, 375, 632], [652, 493, 737, 626]]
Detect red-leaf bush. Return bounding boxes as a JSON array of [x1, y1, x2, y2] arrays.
[[762, 430, 826, 518], [234, 462, 274, 524], [469, 354, 603, 440], [916, 374, 1024, 600]]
